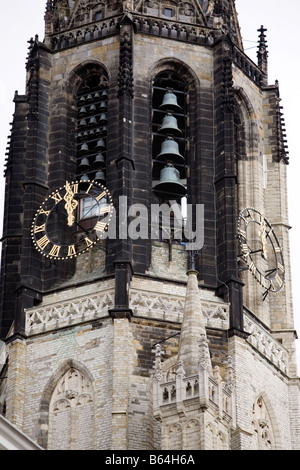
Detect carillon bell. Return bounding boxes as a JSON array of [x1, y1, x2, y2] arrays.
[[79, 107, 87, 116], [79, 157, 90, 170], [86, 94, 93, 102], [159, 91, 181, 112], [93, 152, 106, 168], [89, 104, 97, 113], [96, 138, 106, 149], [157, 137, 184, 164], [153, 164, 186, 200], [99, 101, 107, 110], [95, 169, 106, 183], [80, 174, 89, 182], [79, 96, 85, 104], [79, 119, 87, 127], [101, 89, 108, 98], [99, 113, 107, 123], [89, 116, 97, 126], [94, 92, 101, 99], [158, 113, 182, 136], [79, 142, 89, 153]]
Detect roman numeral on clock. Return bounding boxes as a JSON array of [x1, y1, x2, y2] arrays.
[[37, 235, 50, 250], [49, 245, 61, 258]]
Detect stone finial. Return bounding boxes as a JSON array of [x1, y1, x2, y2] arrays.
[[257, 25, 268, 79], [178, 270, 207, 376], [123, 0, 134, 10]]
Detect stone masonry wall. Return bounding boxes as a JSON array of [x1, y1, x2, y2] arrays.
[[229, 334, 293, 450], [23, 317, 114, 449]]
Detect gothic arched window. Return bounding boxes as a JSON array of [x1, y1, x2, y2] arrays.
[[251, 396, 276, 450], [48, 367, 95, 450], [76, 73, 109, 184], [151, 71, 189, 242]]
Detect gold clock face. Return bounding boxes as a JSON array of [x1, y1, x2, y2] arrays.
[[31, 180, 113, 260], [238, 207, 285, 299]]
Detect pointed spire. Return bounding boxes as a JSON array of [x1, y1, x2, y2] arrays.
[[177, 269, 207, 376], [257, 25, 268, 80]]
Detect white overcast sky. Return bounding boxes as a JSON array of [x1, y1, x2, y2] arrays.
[[1, 1, 300, 363]]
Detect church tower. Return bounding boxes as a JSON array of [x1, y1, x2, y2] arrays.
[[0, 0, 299, 450]]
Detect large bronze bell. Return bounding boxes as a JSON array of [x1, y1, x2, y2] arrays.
[[157, 137, 184, 164], [158, 113, 182, 136], [159, 91, 181, 112], [153, 164, 186, 200]]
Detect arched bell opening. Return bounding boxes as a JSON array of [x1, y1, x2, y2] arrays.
[[152, 71, 189, 243], [75, 73, 109, 184]]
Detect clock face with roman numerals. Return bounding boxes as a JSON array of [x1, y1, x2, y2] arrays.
[[238, 207, 285, 299], [31, 180, 113, 260]]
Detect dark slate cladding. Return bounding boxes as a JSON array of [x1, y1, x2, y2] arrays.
[[107, 18, 135, 317], [0, 95, 28, 337], [213, 40, 243, 331]]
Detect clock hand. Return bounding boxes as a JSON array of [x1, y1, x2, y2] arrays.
[[249, 249, 262, 255], [64, 181, 78, 227], [73, 219, 90, 235], [80, 198, 109, 220], [258, 217, 268, 260], [265, 267, 276, 276]]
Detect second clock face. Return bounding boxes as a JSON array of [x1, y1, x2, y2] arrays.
[[238, 208, 285, 298], [31, 180, 113, 260]]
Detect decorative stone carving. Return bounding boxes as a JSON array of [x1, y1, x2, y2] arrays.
[[50, 368, 93, 410], [251, 396, 275, 450], [201, 302, 229, 328], [25, 290, 114, 333], [130, 289, 185, 322], [244, 312, 289, 374], [118, 24, 134, 98]]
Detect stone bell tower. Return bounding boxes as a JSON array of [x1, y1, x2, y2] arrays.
[[0, 0, 299, 450]]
